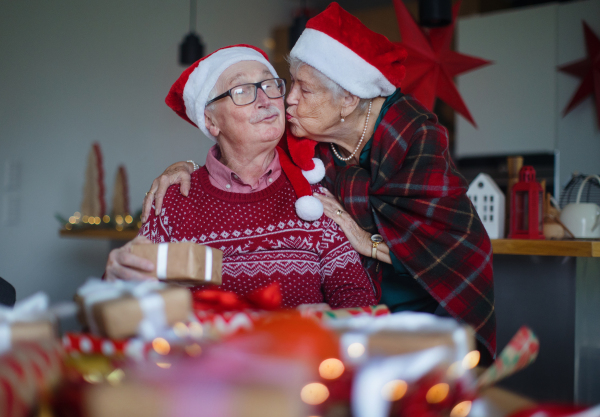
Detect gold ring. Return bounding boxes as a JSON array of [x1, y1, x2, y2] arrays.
[[336, 209, 343, 216], [145, 191, 154, 196]]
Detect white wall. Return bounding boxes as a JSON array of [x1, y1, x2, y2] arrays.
[[0, 0, 294, 302], [456, 0, 600, 187], [456, 4, 558, 157], [556, 0, 600, 186]]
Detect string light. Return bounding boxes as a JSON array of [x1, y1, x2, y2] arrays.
[[426, 383, 449, 404], [152, 337, 170, 355], [301, 383, 329, 405], [450, 401, 472, 417], [347, 342, 365, 358], [319, 358, 345, 379], [462, 350, 480, 369], [381, 380, 408, 401]]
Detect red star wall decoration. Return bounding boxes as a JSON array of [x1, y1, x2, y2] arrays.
[[392, 0, 492, 126], [558, 22, 600, 126]]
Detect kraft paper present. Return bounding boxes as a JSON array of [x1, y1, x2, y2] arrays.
[[131, 242, 222, 285], [365, 329, 475, 356], [9, 320, 56, 344], [82, 382, 304, 417], [88, 286, 191, 340]]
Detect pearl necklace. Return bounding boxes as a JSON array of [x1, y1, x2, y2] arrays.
[[331, 100, 373, 162]]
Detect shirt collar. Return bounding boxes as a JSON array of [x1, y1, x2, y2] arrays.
[[204, 145, 282, 192]]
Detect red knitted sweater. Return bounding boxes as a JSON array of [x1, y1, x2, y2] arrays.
[[141, 167, 377, 308]]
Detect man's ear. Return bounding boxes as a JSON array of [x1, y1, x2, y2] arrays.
[[340, 92, 361, 118], [205, 110, 220, 137]]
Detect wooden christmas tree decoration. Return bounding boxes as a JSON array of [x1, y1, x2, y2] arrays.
[[80, 143, 106, 219], [111, 165, 130, 218]]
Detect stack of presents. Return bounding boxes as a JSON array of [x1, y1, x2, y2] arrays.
[[0, 241, 591, 417]]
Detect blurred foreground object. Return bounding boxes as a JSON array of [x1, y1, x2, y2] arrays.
[[0, 276, 16, 307], [76, 279, 192, 340]]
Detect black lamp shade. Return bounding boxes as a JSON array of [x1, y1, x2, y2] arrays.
[[179, 32, 204, 66], [419, 0, 452, 27]]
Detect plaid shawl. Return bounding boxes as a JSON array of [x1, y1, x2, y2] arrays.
[[317, 94, 496, 356]]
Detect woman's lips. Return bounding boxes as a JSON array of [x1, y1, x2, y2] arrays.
[[286, 113, 293, 120]]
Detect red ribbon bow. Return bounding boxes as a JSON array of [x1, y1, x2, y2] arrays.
[[191, 283, 282, 313]]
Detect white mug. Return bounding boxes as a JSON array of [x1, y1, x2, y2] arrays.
[[560, 175, 600, 238]]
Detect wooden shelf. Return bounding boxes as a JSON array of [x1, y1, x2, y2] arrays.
[[59, 228, 139, 240], [59, 230, 600, 257], [492, 239, 600, 257]]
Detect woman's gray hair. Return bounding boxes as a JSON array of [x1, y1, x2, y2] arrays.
[[287, 56, 371, 113]]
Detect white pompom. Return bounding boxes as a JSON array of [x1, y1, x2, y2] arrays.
[[302, 158, 326, 184], [295, 195, 324, 221]]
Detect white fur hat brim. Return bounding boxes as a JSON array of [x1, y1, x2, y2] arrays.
[[290, 28, 395, 99]]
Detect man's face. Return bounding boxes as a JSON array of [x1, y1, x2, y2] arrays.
[[205, 61, 285, 151]]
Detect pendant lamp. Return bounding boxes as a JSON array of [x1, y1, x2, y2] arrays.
[[419, 0, 452, 27], [179, 0, 205, 66]]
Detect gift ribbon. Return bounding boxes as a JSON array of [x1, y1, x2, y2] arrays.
[[205, 246, 212, 282], [78, 278, 169, 340], [156, 243, 169, 279], [191, 282, 282, 313], [133, 281, 168, 340]]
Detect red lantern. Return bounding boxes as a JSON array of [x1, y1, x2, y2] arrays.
[[509, 166, 545, 240]]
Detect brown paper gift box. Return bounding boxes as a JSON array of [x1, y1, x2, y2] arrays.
[[365, 328, 476, 356], [131, 242, 222, 285], [335, 327, 475, 357], [82, 382, 305, 417], [9, 320, 56, 344], [88, 286, 192, 340]]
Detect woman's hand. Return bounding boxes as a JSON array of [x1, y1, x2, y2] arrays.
[[314, 188, 391, 264], [141, 161, 195, 222], [105, 236, 156, 282]]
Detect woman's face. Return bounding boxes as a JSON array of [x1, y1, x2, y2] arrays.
[[285, 65, 341, 140]]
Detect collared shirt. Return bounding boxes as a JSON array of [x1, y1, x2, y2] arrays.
[[204, 145, 282, 193]]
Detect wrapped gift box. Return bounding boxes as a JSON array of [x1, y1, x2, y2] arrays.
[[298, 304, 390, 321], [63, 332, 153, 361], [0, 292, 62, 354], [56, 347, 312, 417], [81, 382, 302, 417], [77, 280, 192, 340], [8, 320, 56, 344], [131, 242, 222, 285], [0, 340, 64, 417], [327, 312, 475, 364]]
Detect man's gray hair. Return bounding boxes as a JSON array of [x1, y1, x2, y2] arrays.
[[287, 56, 371, 113]]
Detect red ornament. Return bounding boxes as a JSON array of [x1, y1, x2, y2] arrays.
[[558, 22, 600, 126], [508, 166, 545, 240], [392, 0, 492, 126]]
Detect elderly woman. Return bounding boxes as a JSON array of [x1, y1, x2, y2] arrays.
[[107, 44, 377, 309], [144, 4, 495, 359]]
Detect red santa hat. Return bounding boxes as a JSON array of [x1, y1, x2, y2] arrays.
[[165, 44, 324, 221], [290, 2, 406, 98]]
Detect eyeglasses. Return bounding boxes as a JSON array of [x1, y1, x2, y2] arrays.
[[206, 78, 286, 107]]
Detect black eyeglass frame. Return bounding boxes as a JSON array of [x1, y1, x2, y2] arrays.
[[205, 78, 287, 107]]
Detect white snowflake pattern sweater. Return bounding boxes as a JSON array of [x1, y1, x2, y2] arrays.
[[141, 167, 377, 308]]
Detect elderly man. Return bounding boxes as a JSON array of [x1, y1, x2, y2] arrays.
[[106, 45, 377, 309]]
